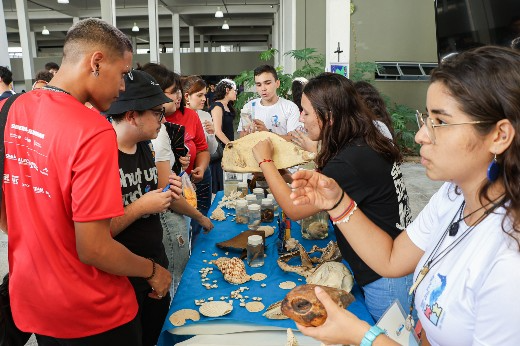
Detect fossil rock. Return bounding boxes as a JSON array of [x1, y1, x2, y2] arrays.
[[281, 284, 355, 327], [306, 261, 353, 292]]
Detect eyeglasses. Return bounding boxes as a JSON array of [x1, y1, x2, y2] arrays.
[[151, 107, 165, 122], [415, 110, 493, 144]]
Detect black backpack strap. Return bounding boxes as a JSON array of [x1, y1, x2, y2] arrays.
[[0, 94, 22, 202]]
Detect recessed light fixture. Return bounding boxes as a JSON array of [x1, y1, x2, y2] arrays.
[[42, 26, 50, 35], [215, 7, 224, 18], [57, 0, 69, 3], [132, 22, 139, 32], [222, 20, 229, 30]]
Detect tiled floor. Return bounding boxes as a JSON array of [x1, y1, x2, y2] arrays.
[[0, 162, 442, 345]]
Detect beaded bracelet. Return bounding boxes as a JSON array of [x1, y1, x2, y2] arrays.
[[330, 199, 358, 225], [258, 159, 273, 167], [144, 258, 156, 281]]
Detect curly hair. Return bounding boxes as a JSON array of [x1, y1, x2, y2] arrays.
[[304, 73, 401, 169], [430, 46, 520, 246]]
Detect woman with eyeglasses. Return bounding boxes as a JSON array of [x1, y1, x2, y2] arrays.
[[252, 72, 413, 322], [139, 63, 213, 296], [209, 78, 237, 192], [181, 75, 219, 236], [289, 46, 520, 346]]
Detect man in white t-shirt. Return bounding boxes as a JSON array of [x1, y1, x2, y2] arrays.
[[238, 65, 301, 141]]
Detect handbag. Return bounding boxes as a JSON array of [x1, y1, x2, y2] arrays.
[[0, 94, 32, 346]]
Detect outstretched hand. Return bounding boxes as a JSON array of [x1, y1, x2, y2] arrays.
[[290, 170, 343, 211], [252, 138, 274, 164], [296, 286, 371, 346]]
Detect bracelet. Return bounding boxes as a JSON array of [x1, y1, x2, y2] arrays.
[[331, 201, 358, 225], [327, 192, 345, 211], [258, 159, 273, 167], [329, 198, 355, 222], [144, 258, 156, 281], [360, 325, 385, 346]]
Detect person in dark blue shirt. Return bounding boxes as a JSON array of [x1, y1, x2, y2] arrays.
[[0, 66, 14, 101]]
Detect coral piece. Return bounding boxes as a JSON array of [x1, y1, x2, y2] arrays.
[[256, 225, 274, 237], [210, 206, 226, 221], [214, 257, 251, 284], [285, 328, 299, 346], [251, 273, 267, 281], [277, 241, 342, 278], [245, 301, 265, 313], [279, 281, 297, 290]]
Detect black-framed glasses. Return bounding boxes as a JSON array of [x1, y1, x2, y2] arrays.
[[151, 107, 165, 122], [415, 110, 493, 144]]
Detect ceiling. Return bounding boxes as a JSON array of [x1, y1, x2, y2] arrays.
[[3, 0, 280, 52]]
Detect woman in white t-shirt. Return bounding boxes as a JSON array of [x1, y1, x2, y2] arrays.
[[288, 46, 520, 346]]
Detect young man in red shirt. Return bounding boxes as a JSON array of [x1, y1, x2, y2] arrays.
[[0, 18, 179, 345]]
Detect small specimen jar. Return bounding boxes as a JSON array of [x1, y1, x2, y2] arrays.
[[247, 235, 264, 267], [261, 198, 274, 223], [247, 204, 261, 230], [235, 199, 249, 224], [246, 194, 258, 206], [266, 193, 279, 216], [237, 181, 249, 197], [253, 188, 265, 203]]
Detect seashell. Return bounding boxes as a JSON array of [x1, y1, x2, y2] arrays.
[[306, 261, 354, 292], [251, 273, 267, 281], [210, 206, 226, 221], [169, 309, 200, 326], [286, 328, 299, 346], [214, 257, 251, 284], [279, 281, 297, 290], [199, 301, 233, 317], [256, 225, 274, 237], [263, 300, 289, 320], [245, 301, 265, 313], [281, 284, 355, 327]]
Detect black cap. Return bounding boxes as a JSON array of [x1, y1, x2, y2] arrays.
[[105, 69, 172, 115]]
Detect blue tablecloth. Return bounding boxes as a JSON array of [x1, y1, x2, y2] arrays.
[[158, 192, 374, 345]]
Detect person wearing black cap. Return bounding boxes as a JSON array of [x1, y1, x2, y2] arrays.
[[105, 69, 177, 346]]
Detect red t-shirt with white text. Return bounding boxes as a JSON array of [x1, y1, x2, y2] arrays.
[[2, 91, 137, 338]]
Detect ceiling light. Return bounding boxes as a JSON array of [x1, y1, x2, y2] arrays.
[[222, 20, 229, 30], [215, 7, 224, 18], [42, 26, 49, 35], [57, 0, 69, 3], [132, 23, 139, 32]]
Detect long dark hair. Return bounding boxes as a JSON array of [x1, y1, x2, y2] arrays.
[[304, 73, 401, 169], [431, 46, 520, 245], [353, 81, 396, 141]]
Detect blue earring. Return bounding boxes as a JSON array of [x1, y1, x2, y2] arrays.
[[487, 153, 500, 182]]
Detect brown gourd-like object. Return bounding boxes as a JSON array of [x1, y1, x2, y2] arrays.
[[281, 284, 355, 327]]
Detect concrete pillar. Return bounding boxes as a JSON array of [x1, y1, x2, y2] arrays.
[[171, 13, 181, 73], [131, 35, 137, 54], [326, 0, 350, 71], [100, 0, 116, 26], [0, 0, 11, 68], [273, 7, 280, 66], [189, 26, 195, 52], [148, 0, 160, 63], [281, 0, 296, 74], [199, 34, 204, 52], [29, 32, 37, 58], [15, 0, 34, 90]]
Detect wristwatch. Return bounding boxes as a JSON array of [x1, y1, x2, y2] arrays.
[[360, 325, 386, 346]]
